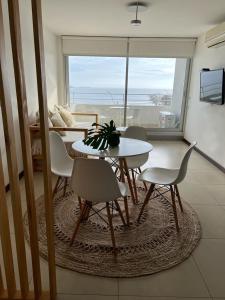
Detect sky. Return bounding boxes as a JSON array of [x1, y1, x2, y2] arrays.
[[68, 56, 176, 90]]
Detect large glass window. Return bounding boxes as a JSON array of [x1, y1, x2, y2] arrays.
[[127, 58, 188, 129], [68, 56, 126, 127], [67, 56, 189, 130]]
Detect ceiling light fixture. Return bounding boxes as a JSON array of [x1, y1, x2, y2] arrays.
[[128, 1, 149, 26], [130, 1, 141, 26]]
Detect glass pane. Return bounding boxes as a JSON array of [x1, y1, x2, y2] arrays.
[[127, 58, 188, 129], [68, 56, 126, 127]]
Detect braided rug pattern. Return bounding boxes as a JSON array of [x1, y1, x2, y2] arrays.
[[24, 184, 201, 277]]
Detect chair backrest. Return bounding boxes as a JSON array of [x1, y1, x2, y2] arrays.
[[124, 126, 149, 167], [174, 142, 197, 184], [71, 158, 122, 203], [49, 131, 73, 173], [124, 126, 147, 141]]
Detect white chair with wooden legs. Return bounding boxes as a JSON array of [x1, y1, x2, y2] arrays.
[[137, 142, 197, 232], [49, 131, 74, 198], [123, 126, 149, 203], [70, 158, 128, 257]]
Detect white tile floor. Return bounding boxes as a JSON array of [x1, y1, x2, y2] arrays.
[[5, 141, 225, 300]]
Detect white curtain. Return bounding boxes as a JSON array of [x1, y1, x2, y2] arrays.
[[129, 38, 196, 58], [62, 36, 128, 57], [62, 36, 196, 58]]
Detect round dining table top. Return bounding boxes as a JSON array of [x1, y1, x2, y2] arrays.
[[72, 137, 153, 159]]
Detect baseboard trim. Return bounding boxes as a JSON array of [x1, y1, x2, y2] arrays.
[[148, 135, 183, 141], [5, 171, 24, 192], [183, 138, 225, 174]]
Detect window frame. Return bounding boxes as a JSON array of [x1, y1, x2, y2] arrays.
[[64, 55, 191, 133]]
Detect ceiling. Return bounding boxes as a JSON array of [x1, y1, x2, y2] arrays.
[[42, 0, 225, 37]]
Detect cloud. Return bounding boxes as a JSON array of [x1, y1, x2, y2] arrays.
[[68, 56, 176, 90]]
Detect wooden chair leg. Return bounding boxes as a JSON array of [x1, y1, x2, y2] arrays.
[[114, 167, 119, 175], [143, 181, 148, 192], [70, 201, 88, 246], [106, 202, 117, 258], [114, 199, 126, 226], [78, 196, 83, 210], [138, 167, 147, 191], [123, 159, 136, 205], [137, 183, 155, 222], [170, 185, 179, 232], [175, 185, 183, 212], [131, 169, 138, 203], [52, 176, 61, 198], [123, 196, 130, 225], [63, 177, 68, 196], [83, 201, 92, 220]]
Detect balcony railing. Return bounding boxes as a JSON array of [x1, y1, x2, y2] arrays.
[[68, 87, 177, 128], [69, 87, 172, 107]]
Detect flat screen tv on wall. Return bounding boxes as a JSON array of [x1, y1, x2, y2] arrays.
[[200, 69, 225, 105]]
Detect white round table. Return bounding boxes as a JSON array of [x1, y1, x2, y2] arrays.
[[72, 137, 153, 159], [72, 138, 153, 209]]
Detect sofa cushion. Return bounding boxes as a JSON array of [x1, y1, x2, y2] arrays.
[[61, 131, 86, 157], [31, 131, 85, 158]]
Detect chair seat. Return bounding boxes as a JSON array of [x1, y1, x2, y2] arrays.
[[126, 154, 148, 169], [51, 160, 73, 178], [138, 167, 179, 185]]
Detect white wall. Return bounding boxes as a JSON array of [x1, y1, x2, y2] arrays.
[[171, 59, 187, 120], [184, 34, 225, 168], [44, 29, 60, 112], [0, 0, 59, 184]]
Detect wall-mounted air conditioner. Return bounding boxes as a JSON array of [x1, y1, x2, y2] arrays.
[[205, 21, 225, 48]]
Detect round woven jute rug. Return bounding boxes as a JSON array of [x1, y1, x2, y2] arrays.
[[24, 183, 201, 277]]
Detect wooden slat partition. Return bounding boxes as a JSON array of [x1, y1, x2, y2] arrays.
[[0, 0, 29, 298], [7, 0, 42, 298], [0, 268, 2, 288], [31, 0, 57, 298], [0, 0, 56, 298], [0, 151, 16, 298]]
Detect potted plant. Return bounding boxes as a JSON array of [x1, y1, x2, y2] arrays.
[[83, 120, 121, 150]]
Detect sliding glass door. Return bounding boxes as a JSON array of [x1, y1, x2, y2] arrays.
[[126, 58, 189, 129]]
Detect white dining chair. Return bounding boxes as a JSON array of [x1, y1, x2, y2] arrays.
[[49, 131, 74, 197], [137, 142, 197, 232], [70, 158, 129, 257], [123, 126, 149, 202]]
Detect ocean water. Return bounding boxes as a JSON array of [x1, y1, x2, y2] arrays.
[[69, 87, 172, 105]]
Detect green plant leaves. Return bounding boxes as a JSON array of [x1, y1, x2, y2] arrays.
[[83, 120, 118, 150]]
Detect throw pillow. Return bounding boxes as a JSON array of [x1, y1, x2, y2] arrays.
[[48, 117, 53, 127], [57, 106, 75, 127], [50, 112, 67, 136]]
